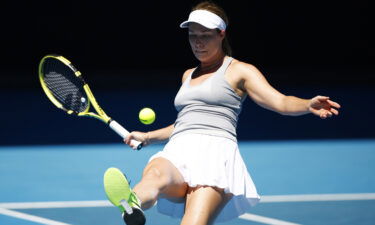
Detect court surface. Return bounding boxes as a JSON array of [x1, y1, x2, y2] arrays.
[[1, 139, 374, 225]]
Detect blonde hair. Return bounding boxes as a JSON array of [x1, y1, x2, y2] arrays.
[[192, 1, 232, 56]]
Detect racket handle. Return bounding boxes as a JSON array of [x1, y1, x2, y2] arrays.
[[109, 120, 143, 150]]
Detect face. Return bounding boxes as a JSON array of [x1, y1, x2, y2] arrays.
[[188, 22, 225, 62]]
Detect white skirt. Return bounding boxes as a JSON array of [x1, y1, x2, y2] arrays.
[[148, 133, 260, 223]]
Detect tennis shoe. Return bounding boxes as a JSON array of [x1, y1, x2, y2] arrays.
[[104, 167, 146, 225]]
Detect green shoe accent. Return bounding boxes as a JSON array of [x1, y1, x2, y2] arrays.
[[104, 167, 141, 213]]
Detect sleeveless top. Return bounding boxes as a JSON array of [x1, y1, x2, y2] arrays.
[[170, 57, 246, 142]]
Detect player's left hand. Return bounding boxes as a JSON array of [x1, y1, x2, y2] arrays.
[[309, 96, 341, 119]]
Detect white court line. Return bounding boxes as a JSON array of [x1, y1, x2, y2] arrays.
[[260, 193, 375, 203], [1, 193, 374, 210], [0, 193, 374, 225], [0, 208, 71, 225], [240, 213, 301, 225], [0, 200, 110, 209]]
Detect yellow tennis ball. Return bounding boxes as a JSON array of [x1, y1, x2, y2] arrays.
[[139, 107, 156, 125]]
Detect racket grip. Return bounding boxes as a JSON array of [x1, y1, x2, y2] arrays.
[[109, 120, 143, 150]]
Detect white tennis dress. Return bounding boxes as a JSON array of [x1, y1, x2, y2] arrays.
[[149, 57, 260, 222]]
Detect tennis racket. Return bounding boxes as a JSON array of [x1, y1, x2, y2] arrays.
[[39, 54, 142, 150]]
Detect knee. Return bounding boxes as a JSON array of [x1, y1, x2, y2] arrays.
[[143, 166, 161, 179], [142, 166, 171, 187]]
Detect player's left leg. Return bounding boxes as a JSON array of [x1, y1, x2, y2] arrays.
[[180, 185, 226, 225]]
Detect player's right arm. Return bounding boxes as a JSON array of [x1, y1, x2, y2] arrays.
[[148, 124, 175, 144], [125, 124, 175, 147]]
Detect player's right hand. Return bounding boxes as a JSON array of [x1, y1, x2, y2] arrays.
[[125, 131, 150, 149]]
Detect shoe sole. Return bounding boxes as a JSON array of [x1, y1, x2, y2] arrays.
[[104, 167, 131, 213], [123, 207, 146, 225]]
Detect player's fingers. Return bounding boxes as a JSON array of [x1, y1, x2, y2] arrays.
[[317, 95, 329, 101], [126, 138, 140, 150], [124, 133, 135, 145], [330, 108, 339, 115], [327, 99, 341, 109], [319, 109, 328, 119]]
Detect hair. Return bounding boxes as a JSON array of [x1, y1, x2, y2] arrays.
[[192, 1, 232, 56]]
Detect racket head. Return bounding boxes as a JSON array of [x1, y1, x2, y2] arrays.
[[39, 55, 139, 145], [39, 55, 90, 115]]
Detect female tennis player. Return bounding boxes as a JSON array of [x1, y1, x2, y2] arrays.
[[104, 1, 341, 225]]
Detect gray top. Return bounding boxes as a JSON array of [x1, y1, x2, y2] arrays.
[[171, 57, 246, 142]]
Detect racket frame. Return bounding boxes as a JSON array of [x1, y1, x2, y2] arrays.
[[39, 55, 110, 122], [39, 55, 142, 150]]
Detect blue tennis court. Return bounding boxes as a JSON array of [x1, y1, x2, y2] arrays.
[[1, 139, 374, 225]]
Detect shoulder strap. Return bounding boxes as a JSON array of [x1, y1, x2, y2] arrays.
[[181, 67, 198, 86], [216, 57, 233, 76]]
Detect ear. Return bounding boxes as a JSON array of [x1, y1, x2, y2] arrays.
[[219, 30, 226, 40]]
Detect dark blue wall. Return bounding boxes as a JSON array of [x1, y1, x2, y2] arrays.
[[0, 0, 373, 145], [1, 81, 373, 146]]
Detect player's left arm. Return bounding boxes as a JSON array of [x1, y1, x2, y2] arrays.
[[235, 62, 340, 118]]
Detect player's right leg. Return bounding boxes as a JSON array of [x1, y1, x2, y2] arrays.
[[104, 167, 145, 225], [104, 157, 187, 225], [134, 157, 188, 209]]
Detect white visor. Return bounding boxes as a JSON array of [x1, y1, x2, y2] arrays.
[[180, 10, 226, 30]]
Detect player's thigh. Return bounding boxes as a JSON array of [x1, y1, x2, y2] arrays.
[[143, 157, 187, 198], [181, 185, 225, 225]]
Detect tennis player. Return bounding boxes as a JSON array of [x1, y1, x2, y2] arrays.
[[105, 1, 341, 225]]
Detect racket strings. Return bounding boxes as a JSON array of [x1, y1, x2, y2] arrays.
[[42, 58, 88, 113]]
